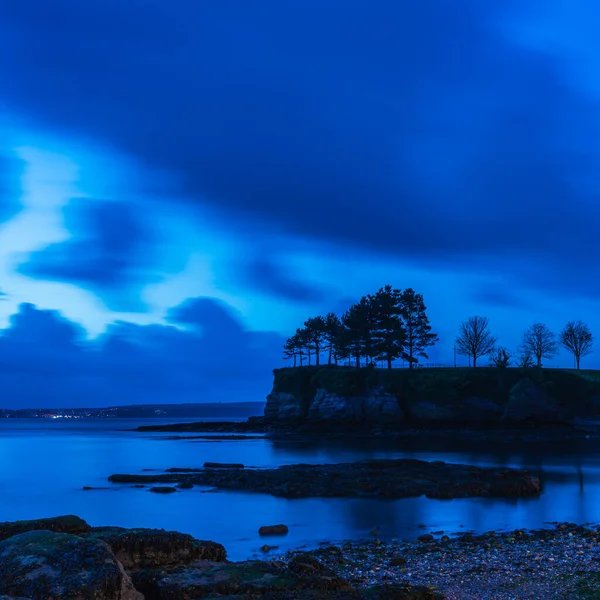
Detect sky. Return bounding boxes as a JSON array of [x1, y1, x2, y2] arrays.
[[0, 0, 599, 407]]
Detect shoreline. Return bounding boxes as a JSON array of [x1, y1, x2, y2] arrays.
[[2, 516, 600, 599]]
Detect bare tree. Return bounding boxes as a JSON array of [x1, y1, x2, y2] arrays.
[[455, 316, 497, 367], [489, 346, 511, 368], [521, 323, 557, 367], [560, 320, 593, 370], [516, 348, 534, 368]]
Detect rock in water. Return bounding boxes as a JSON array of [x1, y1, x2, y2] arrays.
[[0, 514, 91, 542], [0, 530, 143, 600], [259, 524, 289, 535]]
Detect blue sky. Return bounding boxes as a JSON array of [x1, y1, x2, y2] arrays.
[[0, 0, 599, 406]]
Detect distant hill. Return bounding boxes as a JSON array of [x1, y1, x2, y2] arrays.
[[0, 402, 265, 419]]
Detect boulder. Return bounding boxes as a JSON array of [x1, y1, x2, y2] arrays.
[[0, 515, 91, 542], [131, 557, 351, 599], [461, 396, 503, 421], [259, 524, 289, 536], [0, 530, 142, 600], [149, 486, 177, 494], [204, 462, 244, 469], [86, 527, 226, 568]]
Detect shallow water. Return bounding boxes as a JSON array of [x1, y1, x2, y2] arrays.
[[1, 418, 599, 560]]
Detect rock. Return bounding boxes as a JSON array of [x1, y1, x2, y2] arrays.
[[417, 534, 434, 542], [132, 557, 351, 599], [362, 389, 404, 425], [308, 390, 356, 422], [149, 486, 177, 494], [461, 396, 503, 421], [364, 584, 445, 599], [86, 527, 227, 568], [0, 530, 142, 600], [504, 378, 559, 421], [259, 524, 289, 535], [265, 391, 306, 421], [389, 556, 407, 567], [176, 481, 194, 489], [204, 462, 244, 469], [0, 515, 91, 542]]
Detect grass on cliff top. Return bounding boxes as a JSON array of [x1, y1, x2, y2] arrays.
[[273, 366, 600, 410]]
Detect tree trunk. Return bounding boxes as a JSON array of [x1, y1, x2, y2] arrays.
[[293, 355, 297, 368], [537, 356, 542, 367], [387, 357, 392, 369], [328, 344, 332, 365], [308, 348, 311, 366], [315, 343, 320, 366], [473, 356, 477, 368], [576, 356, 581, 370], [300, 353, 303, 366]]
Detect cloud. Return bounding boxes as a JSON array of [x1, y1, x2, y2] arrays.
[[0, 298, 285, 408], [0, 151, 23, 223], [470, 285, 531, 309], [19, 199, 157, 311], [1, 0, 600, 299]]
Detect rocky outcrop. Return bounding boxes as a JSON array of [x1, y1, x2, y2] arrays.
[[409, 397, 502, 422], [265, 391, 305, 421], [109, 458, 541, 499], [0, 530, 142, 600], [0, 515, 91, 542]]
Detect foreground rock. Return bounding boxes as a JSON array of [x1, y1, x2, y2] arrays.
[[85, 526, 227, 568], [109, 458, 541, 499], [0, 516, 442, 600], [0, 530, 142, 600], [136, 418, 265, 433]]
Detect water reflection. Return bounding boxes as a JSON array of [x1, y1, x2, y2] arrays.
[[2, 419, 600, 560]]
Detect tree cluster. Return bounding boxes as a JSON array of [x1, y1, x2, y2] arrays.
[[455, 317, 594, 370], [283, 286, 438, 369]]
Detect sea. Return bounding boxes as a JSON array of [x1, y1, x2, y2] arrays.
[[1, 417, 600, 560]]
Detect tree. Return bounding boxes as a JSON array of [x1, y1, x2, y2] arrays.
[[282, 335, 299, 367], [455, 316, 496, 367], [560, 320, 593, 370], [399, 288, 438, 368], [489, 346, 511, 368], [516, 348, 534, 368], [341, 297, 378, 368], [323, 312, 342, 365], [304, 316, 327, 366], [369, 285, 405, 369], [521, 323, 557, 367]]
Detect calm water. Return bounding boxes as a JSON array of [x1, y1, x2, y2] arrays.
[[1, 418, 600, 560]]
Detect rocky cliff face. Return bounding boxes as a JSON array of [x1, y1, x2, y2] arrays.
[[264, 367, 600, 429]]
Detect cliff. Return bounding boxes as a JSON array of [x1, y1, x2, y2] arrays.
[[264, 366, 600, 428]]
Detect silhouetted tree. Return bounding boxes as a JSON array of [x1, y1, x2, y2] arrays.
[[399, 288, 438, 368], [516, 348, 534, 368], [323, 312, 342, 365], [367, 285, 405, 369], [283, 336, 298, 367], [489, 346, 511, 368], [304, 315, 327, 366], [341, 297, 378, 368], [521, 323, 557, 367], [560, 320, 593, 370], [455, 316, 496, 367]]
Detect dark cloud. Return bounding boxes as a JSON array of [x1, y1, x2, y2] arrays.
[[19, 199, 157, 311], [2, 1, 600, 298], [231, 255, 328, 304], [470, 285, 531, 309], [0, 298, 285, 408]]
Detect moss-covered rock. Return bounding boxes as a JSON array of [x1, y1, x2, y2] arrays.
[[85, 527, 227, 569], [0, 530, 142, 600], [0, 515, 91, 543]]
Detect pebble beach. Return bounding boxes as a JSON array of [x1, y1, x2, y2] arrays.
[[286, 523, 600, 599]]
